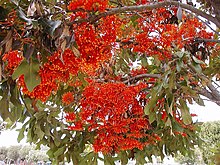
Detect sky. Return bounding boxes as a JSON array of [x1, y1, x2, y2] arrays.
[[0, 100, 219, 147]]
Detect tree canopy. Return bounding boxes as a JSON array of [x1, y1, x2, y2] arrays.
[[0, 0, 220, 164]]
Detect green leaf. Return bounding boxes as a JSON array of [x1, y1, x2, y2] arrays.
[[78, 72, 88, 87], [193, 96, 205, 106], [17, 126, 25, 142], [47, 149, 55, 158], [149, 112, 156, 124], [0, 95, 11, 120], [12, 59, 41, 91], [54, 146, 66, 157], [79, 152, 98, 165], [130, 15, 139, 27], [176, 51, 185, 58], [35, 124, 45, 140], [10, 84, 22, 107], [179, 99, 192, 125], [192, 56, 205, 64], [168, 72, 176, 91], [34, 111, 45, 120], [104, 155, 116, 165], [135, 151, 147, 165], [191, 62, 202, 74], [144, 95, 157, 115], [176, 60, 183, 72], [118, 151, 128, 165], [141, 56, 148, 67], [181, 86, 197, 96]]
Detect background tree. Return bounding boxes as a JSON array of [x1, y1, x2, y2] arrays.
[[26, 148, 49, 163], [175, 121, 220, 165], [0, 121, 5, 135], [200, 121, 220, 164], [19, 145, 35, 160], [212, 143, 220, 165], [0, 144, 49, 164], [175, 146, 204, 165], [0, 146, 7, 161], [6, 145, 21, 163], [0, 0, 220, 164]]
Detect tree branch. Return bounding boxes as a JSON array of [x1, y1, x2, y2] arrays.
[[207, 83, 220, 99], [187, 63, 220, 106], [123, 73, 161, 84], [194, 38, 220, 43], [197, 88, 220, 106], [69, 1, 220, 28]]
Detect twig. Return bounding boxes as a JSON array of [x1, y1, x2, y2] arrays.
[[197, 88, 219, 105], [123, 73, 161, 84], [211, 80, 220, 89], [194, 38, 220, 43], [187, 63, 220, 106]]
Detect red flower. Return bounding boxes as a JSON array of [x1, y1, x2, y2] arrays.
[[62, 92, 74, 105], [190, 113, 197, 117], [68, 121, 83, 131], [65, 112, 76, 122], [77, 82, 155, 153], [3, 50, 23, 73]]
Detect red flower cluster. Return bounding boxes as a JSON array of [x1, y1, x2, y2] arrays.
[[129, 7, 214, 60], [68, 0, 108, 12], [65, 112, 76, 122], [15, 15, 121, 102], [2, 50, 23, 73], [75, 24, 111, 65], [17, 49, 79, 102], [131, 67, 148, 76], [68, 0, 108, 20], [67, 82, 160, 153], [74, 15, 121, 73], [62, 92, 74, 105]]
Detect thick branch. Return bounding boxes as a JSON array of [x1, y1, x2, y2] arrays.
[[207, 83, 220, 99], [69, 1, 220, 28], [188, 63, 220, 106], [197, 88, 220, 106], [121, 72, 220, 106], [123, 73, 161, 84], [194, 38, 220, 43]]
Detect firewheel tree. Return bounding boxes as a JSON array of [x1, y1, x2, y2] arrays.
[[0, 0, 220, 164]]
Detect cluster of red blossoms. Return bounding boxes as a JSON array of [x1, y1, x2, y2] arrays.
[[68, 0, 108, 12], [3, 14, 121, 102], [17, 49, 79, 102], [2, 50, 23, 73], [67, 82, 161, 153], [62, 92, 75, 105], [74, 15, 122, 68], [2, 49, 79, 102], [127, 7, 214, 60], [68, 0, 108, 20]]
